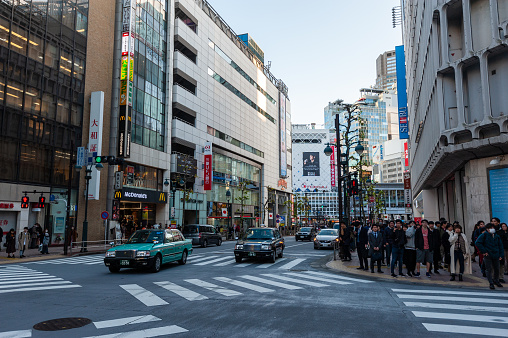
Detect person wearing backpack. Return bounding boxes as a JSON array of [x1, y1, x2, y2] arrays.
[[476, 223, 504, 289]]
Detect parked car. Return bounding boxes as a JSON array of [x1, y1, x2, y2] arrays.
[[182, 224, 222, 247], [104, 229, 192, 273], [314, 229, 339, 250], [234, 227, 284, 263], [295, 227, 316, 241]]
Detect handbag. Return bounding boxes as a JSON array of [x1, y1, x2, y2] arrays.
[[38, 244, 43, 252], [372, 251, 383, 261]]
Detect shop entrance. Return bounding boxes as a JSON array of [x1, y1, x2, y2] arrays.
[[119, 202, 156, 237]]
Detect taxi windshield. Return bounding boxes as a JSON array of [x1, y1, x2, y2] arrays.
[[319, 230, 337, 236], [243, 228, 273, 240], [127, 230, 164, 244]]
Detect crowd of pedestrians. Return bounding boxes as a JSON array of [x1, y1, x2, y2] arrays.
[[348, 217, 508, 289]]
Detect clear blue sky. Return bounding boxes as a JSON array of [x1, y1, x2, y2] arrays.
[[208, 0, 402, 124]]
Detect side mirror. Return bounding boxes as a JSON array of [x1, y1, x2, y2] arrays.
[[153, 240, 160, 244], [109, 242, 115, 247]]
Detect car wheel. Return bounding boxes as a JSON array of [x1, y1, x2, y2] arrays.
[[278, 249, 284, 258], [109, 266, 120, 273], [179, 250, 188, 265], [202, 240, 208, 248], [151, 254, 162, 273], [217, 239, 222, 246], [270, 250, 276, 263], [235, 256, 242, 263]]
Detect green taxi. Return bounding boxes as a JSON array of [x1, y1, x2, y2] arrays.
[[104, 229, 193, 273]]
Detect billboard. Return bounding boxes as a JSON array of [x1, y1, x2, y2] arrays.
[[279, 93, 287, 177], [395, 45, 409, 139], [303, 152, 320, 177], [489, 167, 508, 224]]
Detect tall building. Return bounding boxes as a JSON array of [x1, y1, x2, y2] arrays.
[[0, 0, 292, 245], [375, 50, 397, 91], [404, 0, 508, 234], [323, 99, 341, 130]]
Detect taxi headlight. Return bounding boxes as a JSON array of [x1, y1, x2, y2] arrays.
[[261, 245, 270, 250], [136, 250, 151, 257], [105, 251, 116, 258], [235, 244, 244, 250]]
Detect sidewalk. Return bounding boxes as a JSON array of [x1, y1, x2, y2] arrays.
[[326, 249, 505, 289], [0, 245, 107, 265]]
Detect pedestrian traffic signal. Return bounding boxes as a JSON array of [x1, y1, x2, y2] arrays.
[[351, 179, 359, 195], [21, 196, 29, 208], [39, 196, 46, 207]]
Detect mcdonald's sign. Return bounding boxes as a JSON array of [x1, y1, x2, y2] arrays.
[[159, 192, 166, 203], [116, 188, 167, 204], [114, 190, 122, 199]]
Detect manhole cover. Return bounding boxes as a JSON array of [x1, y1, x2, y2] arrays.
[[33, 317, 92, 331]]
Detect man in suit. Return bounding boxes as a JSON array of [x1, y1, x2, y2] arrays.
[[369, 224, 384, 273], [357, 222, 370, 270]]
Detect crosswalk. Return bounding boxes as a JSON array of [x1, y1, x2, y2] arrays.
[[0, 265, 81, 294], [0, 315, 187, 338], [393, 288, 508, 336], [187, 254, 320, 269], [23, 255, 104, 265], [121, 271, 372, 307]]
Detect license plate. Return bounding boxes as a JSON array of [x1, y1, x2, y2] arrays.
[[299, 236, 304, 238], [120, 260, 130, 266], [248, 252, 256, 257]]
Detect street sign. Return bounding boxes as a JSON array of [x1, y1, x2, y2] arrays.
[[276, 220, 279, 223], [222, 208, 228, 217], [77, 147, 85, 166], [101, 211, 109, 220], [114, 171, 124, 190], [268, 213, 273, 219], [171, 207, 175, 218]]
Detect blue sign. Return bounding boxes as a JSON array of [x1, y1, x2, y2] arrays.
[[489, 168, 508, 223], [101, 211, 109, 220], [395, 45, 409, 139], [77, 147, 85, 166]]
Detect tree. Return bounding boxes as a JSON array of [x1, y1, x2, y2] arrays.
[[174, 154, 198, 226], [235, 181, 250, 235]]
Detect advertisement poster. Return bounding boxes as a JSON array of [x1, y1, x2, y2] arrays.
[[303, 152, 320, 176]]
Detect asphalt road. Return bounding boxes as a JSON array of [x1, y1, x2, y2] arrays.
[[2, 237, 508, 337]]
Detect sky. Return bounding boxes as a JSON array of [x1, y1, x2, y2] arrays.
[[207, 0, 403, 124]]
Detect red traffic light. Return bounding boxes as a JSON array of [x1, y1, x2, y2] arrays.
[[39, 196, 46, 208], [21, 196, 29, 208]]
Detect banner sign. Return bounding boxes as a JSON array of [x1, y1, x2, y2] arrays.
[[303, 152, 320, 176], [404, 141, 409, 167], [279, 92, 287, 178], [330, 145, 336, 188], [404, 171, 411, 190], [117, 187, 167, 204], [88, 91, 104, 200], [488, 168, 508, 224], [395, 45, 409, 139], [204, 141, 212, 191]]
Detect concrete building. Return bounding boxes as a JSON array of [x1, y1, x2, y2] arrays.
[[403, 0, 508, 235], [375, 50, 397, 91]]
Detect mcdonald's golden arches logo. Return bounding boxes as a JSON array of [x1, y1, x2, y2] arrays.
[[159, 192, 166, 202], [114, 190, 122, 199]]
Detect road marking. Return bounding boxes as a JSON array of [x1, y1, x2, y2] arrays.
[[256, 258, 287, 269], [120, 284, 169, 306], [0, 275, 58, 283], [0, 278, 64, 286], [403, 301, 508, 313], [0, 284, 81, 294], [0, 329, 31, 338], [278, 258, 305, 270], [392, 288, 508, 298], [214, 277, 275, 293], [422, 323, 508, 337], [0, 272, 46, 277], [396, 294, 508, 305], [284, 272, 351, 285], [0, 281, 71, 289], [186, 255, 204, 260], [261, 274, 328, 287], [93, 315, 162, 329], [154, 281, 208, 301], [284, 242, 313, 248], [234, 263, 253, 268], [185, 279, 242, 297], [193, 256, 231, 266], [186, 256, 217, 264], [287, 253, 327, 257], [303, 271, 374, 283], [83, 325, 188, 338], [213, 259, 236, 266], [413, 311, 508, 324], [239, 275, 302, 290]]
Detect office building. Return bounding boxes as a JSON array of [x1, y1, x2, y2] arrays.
[[375, 50, 397, 91], [404, 0, 508, 234]]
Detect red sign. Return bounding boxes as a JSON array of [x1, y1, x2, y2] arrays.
[[330, 145, 336, 187], [204, 142, 212, 191], [277, 179, 287, 190], [404, 142, 409, 167], [0, 203, 14, 209]]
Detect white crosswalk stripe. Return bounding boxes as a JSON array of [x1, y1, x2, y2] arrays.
[[94, 315, 162, 329], [393, 288, 508, 336], [214, 277, 274, 293], [260, 273, 328, 287], [213, 259, 236, 266], [187, 255, 307, 269], [278, 258, 306, 270], [239, 275, 302, 290], [187, 256, 219, 264], [185, 279, 242, 297], [23, 255, 104, 265], [154, 281, 208, 301], [193, 256, 231, 266], [283, 272, 352, 285], [256, 258, 287, 269], [302, 271, 374, 283], [83, 325, 188, 338], [120, 284, 169, 307], [0, 329, 31, 338], [0, 266, 81, 294]]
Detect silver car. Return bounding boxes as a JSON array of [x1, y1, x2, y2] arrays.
[[314, 229, 339, 249]]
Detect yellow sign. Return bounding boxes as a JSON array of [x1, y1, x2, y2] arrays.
[[120, 56, 128, 80], [159, 192, 166, 202], [120, 80, 127, 106], [129, 57, 134, 82], [114, 190, 122, 199]]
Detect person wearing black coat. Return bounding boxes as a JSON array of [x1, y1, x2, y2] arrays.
[[368, 224, 384, 273], [339, 222, 352, 261], [430, 222, 443, 273], [441, 223, 453, 269], [5, 228, 16, 258], [390, 220, 407, 277], [415, 220, 435, 277], [357, 224, 370, 270]]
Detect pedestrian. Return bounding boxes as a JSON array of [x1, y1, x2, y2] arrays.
[[470, 222, 480, 262], [430, 221, 442, 274], [6, 228, 16, 258], [356, 222, 370, 271], [35, 223, 42, 246], [496, 223, 508, 282], [384, 221, 395, 266], [404, 221, 417, 277], [449, 225, 471, 281], [18, 226, 30, 258], [491, 217, 501, 231], [390, 220, 406, 277], [339, 222, 351, 261], [368, 224, 384, 273], [0, 225, 3, 252], [30, 224, 39, 249], [474, 222, 487, 277], [475, 223, 504, 289], [41, 229, 50, 254], [442, 223, 453, 270], [499, 223, 508, 277], [415, 219, 434, 278], [70, 226, 79, 247]]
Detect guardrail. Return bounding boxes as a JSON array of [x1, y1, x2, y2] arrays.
[[69, 239, 126, 256]]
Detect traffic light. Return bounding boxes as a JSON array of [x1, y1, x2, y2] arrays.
[[95, 156, 124, 165], [351, 179, 359, 195], [21, 196, 29, 208], [39, 195, 46, 208]]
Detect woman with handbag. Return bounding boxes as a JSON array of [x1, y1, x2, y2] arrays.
[[449, 225, 471, 281], [5, 228, 16, 258]]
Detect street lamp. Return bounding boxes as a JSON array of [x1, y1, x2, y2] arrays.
[[323, 113, 344, 223], [355, 144, 365, 223], [74, 162, 103, 252], [226, 189, 233, 240]]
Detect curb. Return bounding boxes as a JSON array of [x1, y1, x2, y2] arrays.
[[0, 250, 107, 265]]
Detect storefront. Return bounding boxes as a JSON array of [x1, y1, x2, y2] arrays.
[[0, 201, 28, 246]]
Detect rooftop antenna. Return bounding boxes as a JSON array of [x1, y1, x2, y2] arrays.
[[266, 61, 272, 71]]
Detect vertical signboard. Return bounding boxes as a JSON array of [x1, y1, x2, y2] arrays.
[[204, 142, 212, 191], [279, 92, 287, 177], [330, 145, 336, 188], [88, 91, 105, 200], [118, 0, 135, 158], [404, 141, 409, 167], [395, 45, 409, 139], [489, 167, 508, 223], [404, 170, 412, 214]]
